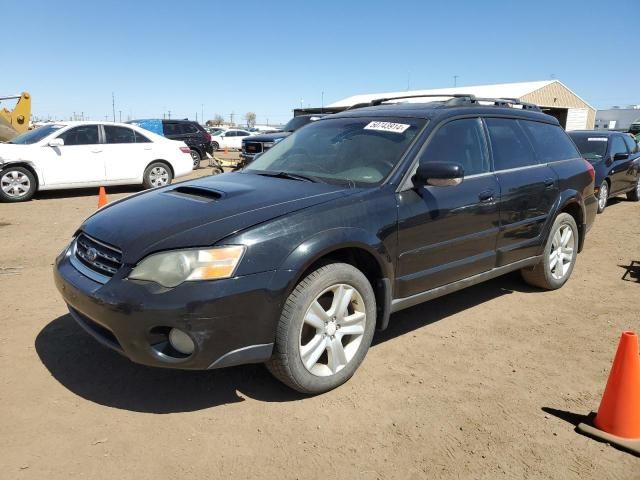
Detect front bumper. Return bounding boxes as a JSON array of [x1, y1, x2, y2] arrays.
[[54, 246, 280, 370]]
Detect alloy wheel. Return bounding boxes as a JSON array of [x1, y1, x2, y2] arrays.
[[299, 284, 367, 377], [599, 183, 608, 211], [549, 224, 575, 280], [149, 166, 170, 187], [1, 170, 31, 199]]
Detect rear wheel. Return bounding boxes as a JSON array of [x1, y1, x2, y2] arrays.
[[627, 179, 640, 202], [521, 213, 578, 290], [267, 263, 376, 394], [211, 141, 219, 151], [190, 149, 201, 169], [143, 162, 173, 189], [0, 167, 36, 202], [597, 181, 608, 213]]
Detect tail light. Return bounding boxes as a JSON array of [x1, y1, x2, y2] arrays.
[[180, 146, 191, 154], [204, 133, 212, 142], [583, 159, 595, 181]]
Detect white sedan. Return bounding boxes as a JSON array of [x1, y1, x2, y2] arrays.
[[210, 129, 253, 151], [0, 121, 194, 202]]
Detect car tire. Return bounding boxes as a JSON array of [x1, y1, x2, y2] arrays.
[[626, 180, 640, 202], [0, 166, 37, 202], [266, 262, 376, 394], [142, 162, 173, 189], [597, 180, 608, 213], [211, 142, 219, 151], [521, 212, 578, 290], [190, 149, 201, 169]]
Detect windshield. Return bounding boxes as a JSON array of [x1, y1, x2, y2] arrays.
[[7, 124, 64, 144], [569, 135, 608, 161], [246, 117, 426, 187]]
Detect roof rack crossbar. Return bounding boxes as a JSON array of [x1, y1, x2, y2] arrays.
[[348, 93, 541, 112], [369, 93, 476, 106]]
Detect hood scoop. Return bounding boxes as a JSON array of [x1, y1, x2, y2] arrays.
[[166, 185, 223, 203]]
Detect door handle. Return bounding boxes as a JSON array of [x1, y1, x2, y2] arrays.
[[91, 149, 102, 153], [478, 189, 494, 202], [544, 178, 555, 188], [143, 147, 152, 150]]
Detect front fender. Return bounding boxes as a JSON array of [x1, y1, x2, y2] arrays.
[[0, 159, 44, 187]]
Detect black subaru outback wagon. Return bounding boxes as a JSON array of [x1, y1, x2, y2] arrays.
[[55, 95, 597, 394]]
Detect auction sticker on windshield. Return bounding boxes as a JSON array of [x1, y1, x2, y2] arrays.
[[588, 137, 608, 141], [364, 121, 411, 134]]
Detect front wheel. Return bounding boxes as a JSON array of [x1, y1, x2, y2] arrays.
[[0, 166, 37, 202], [597, 180, 608, 213], [267, 263, 376, 394], [627, 180, 640, 202], [521, 212, 578, 290], [142, 162, 173, 189]]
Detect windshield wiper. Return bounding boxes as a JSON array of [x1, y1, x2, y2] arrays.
[[256, 171, 323, 183]]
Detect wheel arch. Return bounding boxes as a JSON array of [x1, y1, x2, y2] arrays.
[[548, 191, 586, 253], [146, 159, 174, 177], [0, 161, 41, 190]]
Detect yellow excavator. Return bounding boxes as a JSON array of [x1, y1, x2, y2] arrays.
[[0, 92, 31, 142]]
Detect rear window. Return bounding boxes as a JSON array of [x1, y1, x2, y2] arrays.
[[182, 123, 199, 134], [520, 121, 580, 162], [569, 134, 608, 161], [485, 118, 537, 170], [163, 123, 183, 136]]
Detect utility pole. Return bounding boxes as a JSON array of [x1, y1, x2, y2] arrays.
[[104, 115, 109, 121], [321, 91, 324, 113], [168, 110, 171, 119], [118, 110, 122, 122], [112, 92, 116, 122], [230, 112, 235, 126], [453, 75, 459, 88]]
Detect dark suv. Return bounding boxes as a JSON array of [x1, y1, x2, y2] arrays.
[[55, 95, 597, 394], [128, 119, 212, 169]]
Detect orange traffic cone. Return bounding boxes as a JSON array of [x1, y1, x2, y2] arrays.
[[224, 146, 228, 155], [98, 187, 108, 208], [578, 331, 640, 455]]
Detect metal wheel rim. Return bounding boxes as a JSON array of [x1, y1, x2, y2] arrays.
[[636, 181, 640, 197], [599, 183, 608, 210], [549, 224, 575, 280], [299, 283, 366, 377], [1, 170, 31, 198], [190, 151, 200, 167], [149, 166, 169, 187]]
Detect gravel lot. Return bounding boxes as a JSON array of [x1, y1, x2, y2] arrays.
[[1, 159, 638, 479]]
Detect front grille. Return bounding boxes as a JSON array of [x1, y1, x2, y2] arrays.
[[244, 142, 263, 154], [75, 233, 122, 277]]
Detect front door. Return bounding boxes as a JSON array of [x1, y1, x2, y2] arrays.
[[42, 125, 105, 186], [396, 117, 500, 298]]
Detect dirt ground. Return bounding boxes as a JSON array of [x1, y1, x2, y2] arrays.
[[1, 158, 639, 479]]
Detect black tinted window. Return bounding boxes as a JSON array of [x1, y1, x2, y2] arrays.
[[135, 130, 151, 143], [226, 131, 237, 137], [520, 121, 580, 162], [182, 123, 199, 134], [610, 136, 628, 156], [163, 123, 182, 136], [57, 125, 99, 146], [237, 131, 250, 137], [104, 125, 136, 144], [623, 135, 638, 154], [423, 118, 489, 175], [485, 118, 537, 170]]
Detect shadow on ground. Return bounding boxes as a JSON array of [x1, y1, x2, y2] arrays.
[[620, 261, 640, 283], [36, 271, 536, 413]]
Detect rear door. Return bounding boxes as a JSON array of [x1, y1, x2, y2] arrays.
[[102, 125, 152, 181], [486, 117, 559, 266], [396, 117, 500, 297], [42, 125, 105, 185]]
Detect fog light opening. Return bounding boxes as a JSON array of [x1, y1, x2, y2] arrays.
[[168, 328, 195, 356]]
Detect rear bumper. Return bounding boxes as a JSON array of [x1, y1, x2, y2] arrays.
[[54, 247, 280, 370]]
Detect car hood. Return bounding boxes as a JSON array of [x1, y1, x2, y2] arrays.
[[243, 132, 290, 142], [80, 172, 352, 264], [0, 143, 35, 163]]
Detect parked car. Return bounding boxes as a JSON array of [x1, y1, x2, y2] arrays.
[[568, 130, 640, 213], [128, 119, 213, 169], [210, 129, 253, 151], [0, 121, 193, 202], [54, 96, 597, 394], [239, 114, 324, 168]]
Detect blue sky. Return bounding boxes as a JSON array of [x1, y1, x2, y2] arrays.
[[3, 0, 637, 125]]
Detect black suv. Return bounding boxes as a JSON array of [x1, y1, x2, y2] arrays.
[[55, 95, 597, 394], [239, 114, 324, 168], [128, 119, 213, 169]]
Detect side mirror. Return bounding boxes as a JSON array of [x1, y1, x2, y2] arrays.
[[413, 162, 464, 187], [614, 152, 629, 161], [48, 138, 64, 147]]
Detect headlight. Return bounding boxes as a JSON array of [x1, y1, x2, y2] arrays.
[[263, 142, 275, 148], [128, 246, 245, 287]]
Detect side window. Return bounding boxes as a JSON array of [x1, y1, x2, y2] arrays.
[[609, 136, 628, 157], [57, 125, 99, 146], [183, 123, 198, 134], [226, 131, 237, 137], [135, 131, 151, 143], [485, 118, 537, 170], [623, 135, 638, 154], [520, 121, 580, 162], [104, 125, 136, 144], [238, 131, 250, 137], [422, 118, 489, 176], [163, 123, 181, 136]]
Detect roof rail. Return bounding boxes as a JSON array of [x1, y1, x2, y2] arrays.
[[347, 93, 541, 112]]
